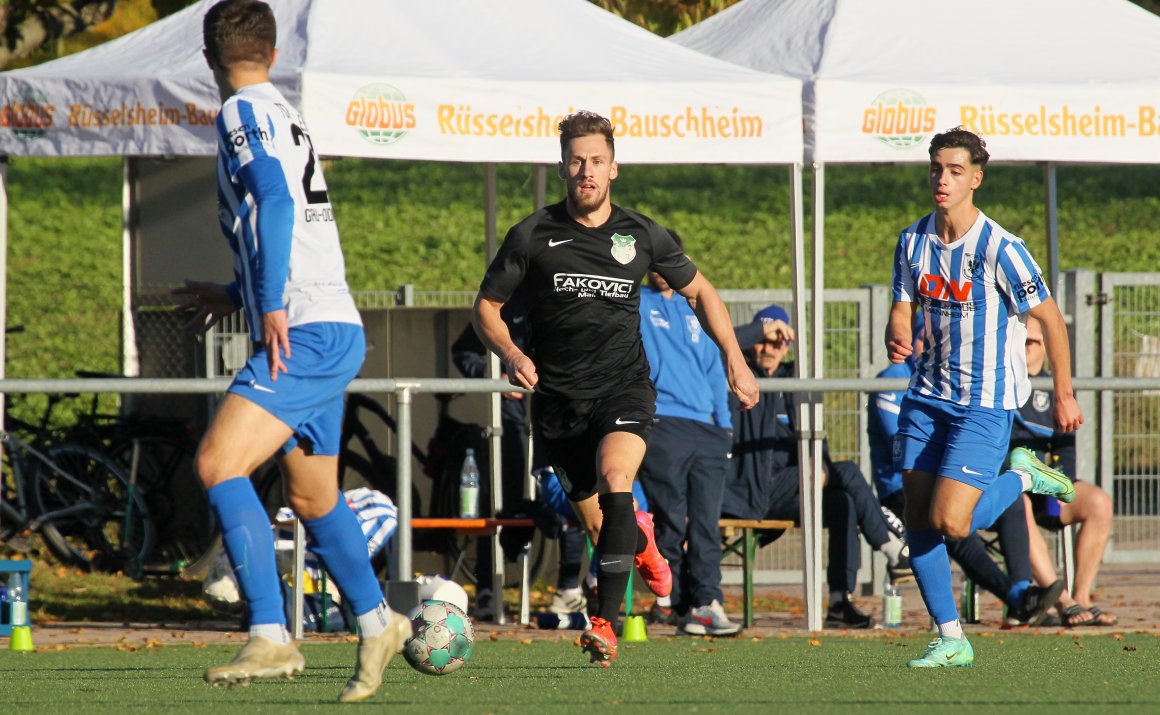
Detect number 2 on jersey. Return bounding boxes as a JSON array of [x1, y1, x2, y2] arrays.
[[290, 123, 329, 205]]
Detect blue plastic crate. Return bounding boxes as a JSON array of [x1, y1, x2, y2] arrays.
[[0, 559, 33, 637]]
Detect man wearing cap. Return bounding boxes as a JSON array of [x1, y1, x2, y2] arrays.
[[723, 304, 911, 628], [869, 311, 1061, 627]]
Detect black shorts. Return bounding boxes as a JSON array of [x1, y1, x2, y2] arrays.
[[532, 381, 655, 501]]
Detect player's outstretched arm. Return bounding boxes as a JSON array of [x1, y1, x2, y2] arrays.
[[472, 295, 537, 391], [677, 271, 759, 410], [885, 301, 914, 364], [1027, 298, 1083, 432], [173, 280, 241, 334]]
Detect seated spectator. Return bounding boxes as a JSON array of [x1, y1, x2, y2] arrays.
[[1014, 316, 1117, 627], [451, 293, 586, 619], [868, 310, 1062, 626], [723, 304, 911, 629]]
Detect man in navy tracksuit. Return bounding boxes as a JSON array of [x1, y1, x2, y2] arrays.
[[636, 234, 759, 635], [723, 305, 911, 628]]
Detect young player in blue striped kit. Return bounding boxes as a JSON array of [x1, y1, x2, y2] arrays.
[[886, 127, 1083, 668], [178, 0, 405, 702]]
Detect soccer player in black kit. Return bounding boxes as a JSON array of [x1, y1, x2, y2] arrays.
[[472, 111, 758, 667]]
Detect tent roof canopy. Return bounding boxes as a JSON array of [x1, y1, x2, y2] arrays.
[[0, 0, 802, 164], [673, 0, 1160, 163]]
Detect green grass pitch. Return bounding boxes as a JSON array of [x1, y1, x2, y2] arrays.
[[1, 633, 1157, 713]]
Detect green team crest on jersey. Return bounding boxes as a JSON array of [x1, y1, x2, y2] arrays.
[[610, 233, 637, 265]]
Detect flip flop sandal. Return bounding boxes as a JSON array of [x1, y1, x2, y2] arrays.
[[1087, 606, 1118, 626], [1061, 604, 1097, 627]]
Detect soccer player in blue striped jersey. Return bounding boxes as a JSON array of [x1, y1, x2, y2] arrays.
[[179, 1, 405, 702], [886, 127, 1083, 668]]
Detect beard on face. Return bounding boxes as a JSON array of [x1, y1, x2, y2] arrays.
[[568, 181, 607, 213]]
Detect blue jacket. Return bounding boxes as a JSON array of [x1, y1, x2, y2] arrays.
[[1010, 368, 1075, 478], [866, 360, 913, 500], [638, 287, 731, 429]]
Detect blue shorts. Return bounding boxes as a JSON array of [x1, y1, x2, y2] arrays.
[[228, 322, 365, 456], [893, 392, 1014, 490]]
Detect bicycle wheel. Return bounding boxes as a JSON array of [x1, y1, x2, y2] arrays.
[[31, 443, 156, 579], [109, 435, 212, 572]]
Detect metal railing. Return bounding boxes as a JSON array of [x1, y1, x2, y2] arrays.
[[5, 374, 1159, 634]]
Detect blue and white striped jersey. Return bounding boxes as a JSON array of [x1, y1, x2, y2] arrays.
[[891, 211, 1048, 409], [215, 82, 360, 341]]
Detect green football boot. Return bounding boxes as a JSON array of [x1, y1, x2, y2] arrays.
[[1009, 446, 1075, 503], [907, 636, 974, 668]]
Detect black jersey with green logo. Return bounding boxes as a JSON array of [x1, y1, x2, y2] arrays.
[[480, 201, 697, 399]]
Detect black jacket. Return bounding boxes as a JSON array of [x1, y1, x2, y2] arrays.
[[721, 351, 825, 520]]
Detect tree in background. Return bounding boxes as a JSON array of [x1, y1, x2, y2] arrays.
[[588, 0, 739, 36], [0, 1, 116, 68], [3, 0, 1160, 67], [0, 0, 189, 69]]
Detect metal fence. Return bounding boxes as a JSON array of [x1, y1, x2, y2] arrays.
[[116, 271, 1160, 585], [1100, 273, 1160, 563]]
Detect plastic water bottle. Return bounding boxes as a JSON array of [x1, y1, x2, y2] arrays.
[[883, 573, 902, 628], [0, 579, 8, 626], [8, 572, 28, 628], [535, 611, 589, 630], [459, 448, 480, 519]]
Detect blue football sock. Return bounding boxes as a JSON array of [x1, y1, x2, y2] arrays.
[[303, 493, 384, 616], [207, 478, 285, 626], [970, 471, 1023, 533], [909, 527, 959, 625]]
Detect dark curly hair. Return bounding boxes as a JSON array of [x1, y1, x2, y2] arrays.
[[929, 126, 989, 168]]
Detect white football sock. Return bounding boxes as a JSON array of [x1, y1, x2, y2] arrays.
[[1014, 469, 1034, 491], [357, 601, 392, 639], [655, 595, 672, 608], [937, 619, 964, 640], [250, 623, 291, 645]]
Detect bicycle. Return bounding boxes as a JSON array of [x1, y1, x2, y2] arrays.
[[58, 372, 208, 574], [1, 400, 155, 579]]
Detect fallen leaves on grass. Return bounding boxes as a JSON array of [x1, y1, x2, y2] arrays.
[[1124, 646, 1137, 651], [808, 638, 822, 647], [518, 638, 534, 645]]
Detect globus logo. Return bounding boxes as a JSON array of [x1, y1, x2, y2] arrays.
[[345, 83, 415, 146], [0, 87, 54, 141], [862, 88, 936, 149]]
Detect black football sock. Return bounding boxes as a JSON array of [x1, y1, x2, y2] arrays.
[[595, 491, 635, 628]]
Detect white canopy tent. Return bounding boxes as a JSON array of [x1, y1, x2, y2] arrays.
[[674, 0, 1160, 628], [0, 0, 811, 623]]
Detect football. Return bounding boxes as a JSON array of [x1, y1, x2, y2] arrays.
[[403, 599, 475, 675]]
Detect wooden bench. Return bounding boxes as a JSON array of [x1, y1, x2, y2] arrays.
[[411, 517, 536, 534], [719, 518, 796, 627], [411, 517, 537, 624]]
